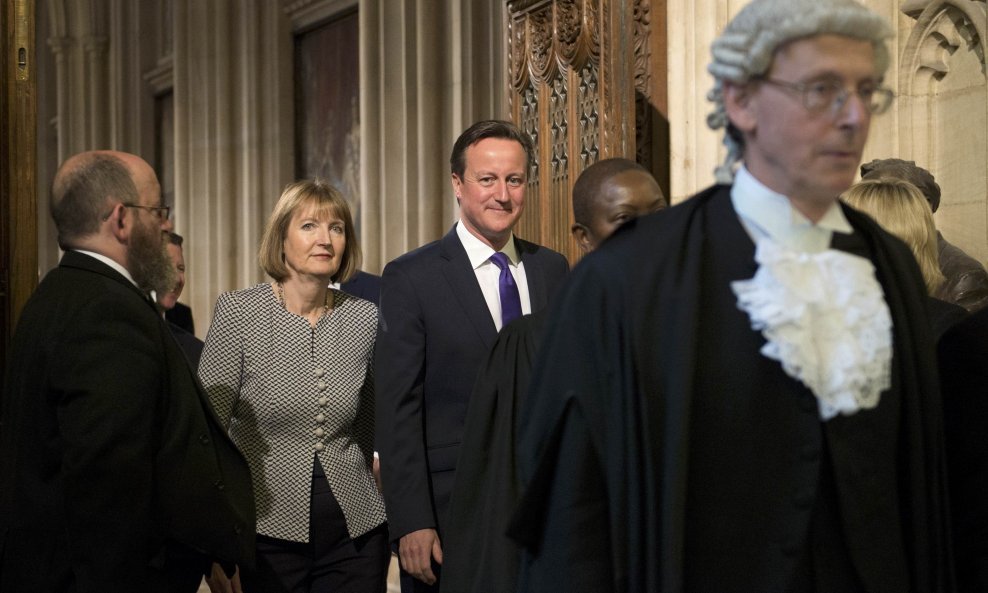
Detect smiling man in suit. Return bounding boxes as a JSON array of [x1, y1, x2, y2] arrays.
[[375, 120, 569, 592], [0, 150, 254, 593]]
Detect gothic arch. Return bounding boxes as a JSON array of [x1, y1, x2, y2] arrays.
[[900, 0, 986, 94], [898, 0, 988, 263]]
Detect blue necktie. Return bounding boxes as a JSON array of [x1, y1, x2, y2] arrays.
[[490, 252, 522, 328]]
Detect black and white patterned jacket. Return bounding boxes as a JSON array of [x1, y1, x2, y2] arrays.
[[199, 283, 386, 542]]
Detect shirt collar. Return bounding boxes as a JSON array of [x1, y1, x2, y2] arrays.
[[456, 220, 519, 269], [73, 249, 139, 288], [731, 165, 852, 251]]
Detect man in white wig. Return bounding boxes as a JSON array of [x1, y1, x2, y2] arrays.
[[507, 0, 956, 591]]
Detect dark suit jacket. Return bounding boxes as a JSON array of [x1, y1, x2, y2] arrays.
[[0, 251, 255, 593], [375, 226, 568, 544], [165, 301, 196, 335], [169, 321, 205, 370], [340, 270, 382, 306]]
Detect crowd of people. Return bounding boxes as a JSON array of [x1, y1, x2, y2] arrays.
[[1, 0, 985, 592]]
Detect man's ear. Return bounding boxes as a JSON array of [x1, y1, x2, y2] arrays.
[[451, 173, 463, 203], [723, 81, 757, 135], [571, 223, 593, 253], [107, 203, 130, 242]]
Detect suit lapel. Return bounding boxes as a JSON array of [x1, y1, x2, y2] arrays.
[[439, 226, 498, 350]]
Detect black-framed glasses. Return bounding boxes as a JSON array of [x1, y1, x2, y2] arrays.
[[123, 203, 171, 221], [758, 77, 895, 116]]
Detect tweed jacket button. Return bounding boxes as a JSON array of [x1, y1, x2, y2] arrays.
[[318, 397, 328, 406], [315, 413, 326, 423], [314, 442, 325, 451], [317, 381, 327, 390], [314, 367, 325, 377], [314, 428, 325, 437]]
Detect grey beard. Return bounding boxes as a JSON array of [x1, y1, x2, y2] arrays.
[[129, 226, 177, 299]]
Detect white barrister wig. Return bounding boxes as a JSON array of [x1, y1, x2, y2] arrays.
[[706, 0, 892, 184]]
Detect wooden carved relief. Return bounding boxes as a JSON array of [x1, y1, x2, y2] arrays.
[[521, 81, 541, 204], [578, 62, 600, 169], [634, 0, 652, 168], [508, 0, 648, 262]]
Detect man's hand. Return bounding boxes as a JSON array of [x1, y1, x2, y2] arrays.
[[398, 528, 443, 585]]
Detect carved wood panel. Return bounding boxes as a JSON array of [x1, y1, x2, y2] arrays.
[[507, 0, 667, 263]]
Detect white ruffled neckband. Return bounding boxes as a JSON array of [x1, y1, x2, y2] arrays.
[[731, 237, 893, 421]]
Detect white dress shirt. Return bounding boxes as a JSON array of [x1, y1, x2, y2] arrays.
[[456, 220, 532, 331], [730, 166, 853, 254], [74, 249, 139, 287]]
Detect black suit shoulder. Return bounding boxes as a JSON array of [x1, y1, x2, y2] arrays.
[[340, 270, 382, 306], [169, 321, 205, 369], [165, 302, 196, 334]]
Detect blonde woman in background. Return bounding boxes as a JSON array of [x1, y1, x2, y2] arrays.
[[842, 177, 967, 338], [200, 179, 388, 593]]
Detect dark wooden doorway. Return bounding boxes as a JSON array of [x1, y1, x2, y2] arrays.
[[1, 0, 38, 376], [506, 0, 668, 264]]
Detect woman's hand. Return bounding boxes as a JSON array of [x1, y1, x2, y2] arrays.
[[205, 562, 243, 593], [373, 451, 383, 493]]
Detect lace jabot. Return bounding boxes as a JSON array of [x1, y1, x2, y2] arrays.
[[731, 237, 892, 420]]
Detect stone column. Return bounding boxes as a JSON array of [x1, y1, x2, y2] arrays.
[[360, 0, 508, 271], [172, 0, 294, 332]]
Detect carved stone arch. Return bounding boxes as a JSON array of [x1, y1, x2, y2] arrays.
[[899, 0, 988, 264], [900, 0, 986, 94]]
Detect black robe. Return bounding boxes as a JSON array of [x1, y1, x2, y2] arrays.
[[441, 311, 547, 593], [937, 307, 988, 591], [508, 185, 954, 593]]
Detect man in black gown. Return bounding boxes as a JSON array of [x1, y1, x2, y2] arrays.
[[509, 1, 955, 592]]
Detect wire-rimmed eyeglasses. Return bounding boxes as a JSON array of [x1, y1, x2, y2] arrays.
[[757, 77, 895, 116], [122, 203, 171, 221]]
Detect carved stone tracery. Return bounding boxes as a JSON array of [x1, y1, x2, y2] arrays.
[[902, 0, 986, 88], [899, 0, 988, 264]]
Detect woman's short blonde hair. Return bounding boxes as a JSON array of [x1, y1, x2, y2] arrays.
[[258, 179, 361, 283], [841, 178, 944, 295]]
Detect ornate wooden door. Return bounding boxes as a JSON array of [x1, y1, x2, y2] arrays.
[[507, 0, 668, 263]]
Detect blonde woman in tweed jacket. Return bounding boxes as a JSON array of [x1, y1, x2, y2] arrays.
[[199, 180, 388, 593]]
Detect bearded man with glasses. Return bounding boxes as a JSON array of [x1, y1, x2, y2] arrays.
[[0, 151, 255, 592], [509, 1, 956, 591]]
